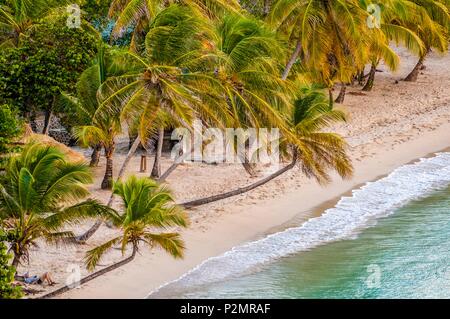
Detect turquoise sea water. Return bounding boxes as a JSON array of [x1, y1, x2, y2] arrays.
[[150, 153, 450, 299]]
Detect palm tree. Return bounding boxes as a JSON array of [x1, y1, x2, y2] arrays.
[[97, 5, 234, 178], [108, 0, 241, 46], [85, 176, 188, 273], [269, 0, 374, 101], [0, 142, 113, 267], [42, 175, 188, 298], [0, 0, 64, 47], [182, 86, 353, 207], [207, 13, 294, 174], [401, 0, 450, 81], [71, 46, 132, 189]]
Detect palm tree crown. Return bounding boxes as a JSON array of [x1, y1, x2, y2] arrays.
[[0, 142, 113, 267], [85, 175, 189, 271]]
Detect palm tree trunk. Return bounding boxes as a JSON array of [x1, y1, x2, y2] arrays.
[[42, 109, 53, 135], [11, 252, 21, 269], [76, 137, 142, 243], [90, 144, 102, 167], [282, 40, 302, 80], [357, 70, 365, 86], [40, 246, 137, 299], [362, 64, 377, 91], [181, 150, 298, 208], [328, 88, 334, 107], [241, 143, 257, 177], [128, 128, 138, 150], [151, 128, 164, 179], [334, 83, 346, 103], [404, 55, 426, 82], [101, 145, 115, 190]]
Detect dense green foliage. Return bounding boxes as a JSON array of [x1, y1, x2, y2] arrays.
[[0, 0, 449, 292], [0, 231, 23, 299], [0, 19, 98, 125], [81, 0, 111, 24], [0, 104, 22, 154]]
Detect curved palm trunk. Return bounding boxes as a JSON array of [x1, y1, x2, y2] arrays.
[[101, 145, 115, 190], [240, 141, 257, 177], [404, 55, 426, 82], [181, 150, 298, 209], [89, 144, 102, 167], [40, 246, 137, 299], [334, 83, 346, 103], [158, 142, 193, 183], [128, 127, 138, 150], [242, 162, 257, 177], [77, 137, 142, 243], [282, 40, 302, 80], [362, 64, 377, 91], [151, 128, 164, 179]]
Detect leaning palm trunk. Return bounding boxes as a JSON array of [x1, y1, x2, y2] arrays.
[[181, 150, 298, 208], [241, 144, 257, 177], [282, 40, 302, 80], [404, 55, 426, 82], [40, 246, 137, 299], [363, 64, 377, 91], [334, 83, 346, 103], [158, 140, 197, 182], [76, 137, 142, 243], [151, 128, 164, 178]]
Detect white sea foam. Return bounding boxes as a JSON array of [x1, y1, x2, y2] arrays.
[[148, 152, 450, 298]]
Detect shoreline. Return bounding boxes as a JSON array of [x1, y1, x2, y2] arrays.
[[20, 48, 450, 299], [60, 120, 450, 299]]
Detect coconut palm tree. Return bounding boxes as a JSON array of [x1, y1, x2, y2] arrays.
[[0, 142, 113, 267], [42, 175, 188, 298], [96, 4, 235, 177], [0, 0, 66, 47], [183, 85, 353, 207], [211, 13, 292, 128], [269, 0, 374, 101], [84, 175, 188, 273], [196, 13, 295, 175], [108, 0, 241, 46], [71, 46, 134, 189], [401, 0, 450, 81], [75, 4, 235, 242]]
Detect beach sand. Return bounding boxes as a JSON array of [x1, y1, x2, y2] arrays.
[[20, 47, 450, 298]]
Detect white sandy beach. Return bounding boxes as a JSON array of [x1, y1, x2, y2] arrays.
[[19, 48, 450, 298]]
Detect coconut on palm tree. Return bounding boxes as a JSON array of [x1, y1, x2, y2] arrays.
[[0, 142, 113, 267]]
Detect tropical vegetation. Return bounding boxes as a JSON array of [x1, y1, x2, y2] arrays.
[[0, 0, 449, 298]]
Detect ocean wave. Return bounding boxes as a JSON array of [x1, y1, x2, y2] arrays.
[[148, 152, 450, 298]]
